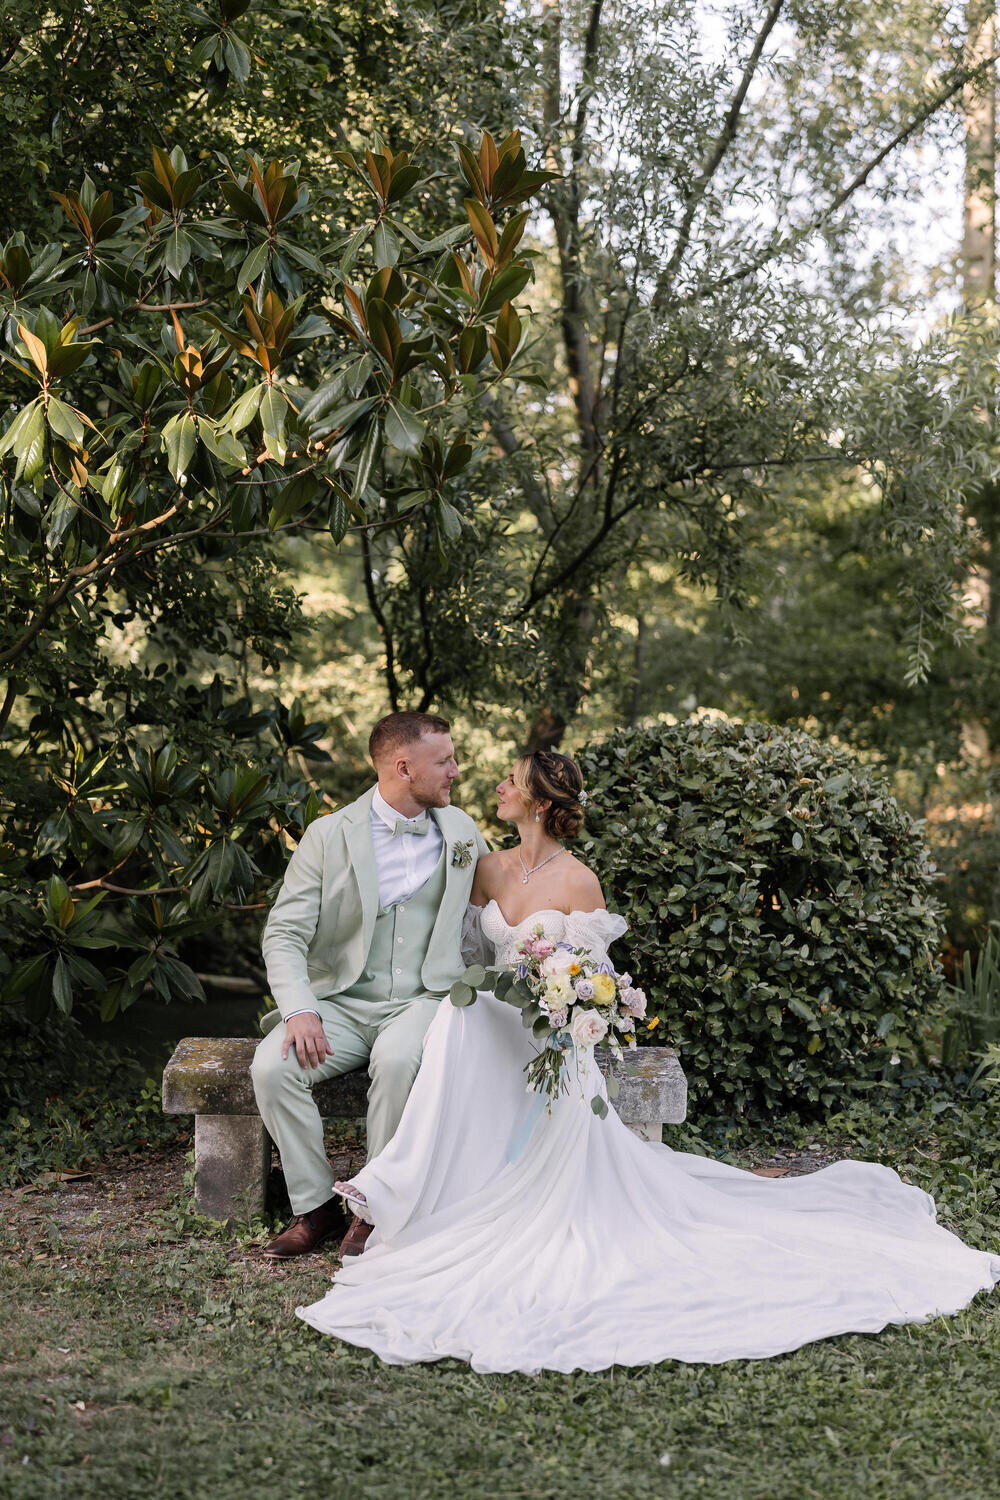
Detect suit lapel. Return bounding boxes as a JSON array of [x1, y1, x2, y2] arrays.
[[345, 786, 379, 952], [424, 806, 462, 964]]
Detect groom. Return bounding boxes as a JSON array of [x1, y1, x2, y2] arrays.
[[252, 711, 488, 1259]]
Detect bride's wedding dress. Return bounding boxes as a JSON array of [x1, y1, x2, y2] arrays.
[[296, 902, 1000, 1374]]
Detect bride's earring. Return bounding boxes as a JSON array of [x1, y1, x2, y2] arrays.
[[535, 810, 540, 822]]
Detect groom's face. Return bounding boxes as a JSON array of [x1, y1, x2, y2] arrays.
[[402, 731, 460, 808]]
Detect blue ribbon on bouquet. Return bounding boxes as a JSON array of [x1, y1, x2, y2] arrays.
[[506, 1032, 574, 1166]]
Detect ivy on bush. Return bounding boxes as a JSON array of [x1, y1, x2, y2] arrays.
[[577, 720, 946, 1117]]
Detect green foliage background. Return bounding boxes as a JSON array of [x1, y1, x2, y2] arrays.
[[579, 721, 946, 1115]]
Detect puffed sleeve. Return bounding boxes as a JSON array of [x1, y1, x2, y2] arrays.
[[563, 909, 629, 962], [460, 903, 494, 967]]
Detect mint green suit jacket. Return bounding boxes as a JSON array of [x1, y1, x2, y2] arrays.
[[259, 786, 489, 1033]]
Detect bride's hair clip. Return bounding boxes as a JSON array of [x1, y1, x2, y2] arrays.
[[577, 788, 588, 805]]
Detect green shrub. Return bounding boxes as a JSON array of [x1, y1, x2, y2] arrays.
[[0, 1017, 182, 1187], [577, 719, 946, 1117]]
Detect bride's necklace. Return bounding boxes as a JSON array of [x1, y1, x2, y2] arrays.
[[517, 846, 565, 884]]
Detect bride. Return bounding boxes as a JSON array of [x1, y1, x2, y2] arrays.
[[296, 750, 1000, 1374]]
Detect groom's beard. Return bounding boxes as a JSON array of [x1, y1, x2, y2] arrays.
[[411, 783, 455, 809]]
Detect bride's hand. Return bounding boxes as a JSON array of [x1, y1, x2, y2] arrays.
[[282, 1012, 331, 1070]]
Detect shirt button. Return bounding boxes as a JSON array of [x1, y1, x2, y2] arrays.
[[399, 905, 406, 911], [395, 968, 402, 974]]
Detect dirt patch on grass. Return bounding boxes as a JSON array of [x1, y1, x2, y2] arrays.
[[1, 1124, 369, 1271]]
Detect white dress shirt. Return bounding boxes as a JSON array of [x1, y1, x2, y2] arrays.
[[369, 785, 444, 908], [285, 785, 444, 1020]]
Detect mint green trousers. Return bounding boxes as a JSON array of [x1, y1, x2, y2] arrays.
[[250, 992, 439, 1214]]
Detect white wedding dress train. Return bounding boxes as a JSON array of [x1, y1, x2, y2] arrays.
[[296, 902, 1000, 1374]]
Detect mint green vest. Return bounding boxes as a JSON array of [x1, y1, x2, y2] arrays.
[[344, 847, 449, 1003]]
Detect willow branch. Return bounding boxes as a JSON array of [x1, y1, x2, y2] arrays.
[[654, 0, 784, 305]]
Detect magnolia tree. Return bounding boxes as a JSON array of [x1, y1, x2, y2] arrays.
[[0, 129, 552, 1022]]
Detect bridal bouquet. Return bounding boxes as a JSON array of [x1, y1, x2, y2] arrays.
[[450, 928, 646, 1117]]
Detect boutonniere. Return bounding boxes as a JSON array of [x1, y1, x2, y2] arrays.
[[451, 839, 475, 869]]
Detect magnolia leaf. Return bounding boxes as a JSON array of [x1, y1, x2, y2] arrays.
[[372, 220, 399, 269], [224, 383, 264, 434], [237, 240, 269, 292], [46, 396, 85, 445], [350, 420, 380, 502], [52, 955, 73, 1015], [384, 399, 425, 456], [0, 400, 42, 457], [164, 227, 192, 280], [435, 498, 463, 541], [16, 402, 46, 484], [163, 411, 196, 482], [328, 489, 350, 543]]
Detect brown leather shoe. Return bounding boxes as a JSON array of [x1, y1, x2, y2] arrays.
[[340, 1215, 374, 1258], [263, 1197, 340, 1258]]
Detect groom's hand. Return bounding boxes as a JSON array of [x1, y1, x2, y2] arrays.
[[282, 1012, 331, 1070]]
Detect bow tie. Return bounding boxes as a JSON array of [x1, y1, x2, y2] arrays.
[[392, 816, 429, 838]]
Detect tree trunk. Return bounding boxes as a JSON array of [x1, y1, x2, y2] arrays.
[[961, 3, 999, 764], [963, 2, 996, 310], [525, 0, 604, 750]]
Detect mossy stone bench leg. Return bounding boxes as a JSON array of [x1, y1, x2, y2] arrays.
[[194, 1114, 271, 1222]]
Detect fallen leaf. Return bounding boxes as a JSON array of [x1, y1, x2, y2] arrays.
[[17, 1171, 92, 1195], [751, 1167, 790, 1178]]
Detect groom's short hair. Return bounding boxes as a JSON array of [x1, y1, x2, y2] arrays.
[[369, 711, 452, 765]]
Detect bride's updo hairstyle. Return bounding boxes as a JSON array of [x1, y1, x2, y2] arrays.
[[512, 750, 586, 839]]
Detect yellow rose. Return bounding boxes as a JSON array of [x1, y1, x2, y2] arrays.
[[591, 972, 616, 1005]]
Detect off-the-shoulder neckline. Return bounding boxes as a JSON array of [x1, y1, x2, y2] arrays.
[[479, 898, 620, 931]]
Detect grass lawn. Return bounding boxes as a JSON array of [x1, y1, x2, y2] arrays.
[[2, 1093, 999, 1500]]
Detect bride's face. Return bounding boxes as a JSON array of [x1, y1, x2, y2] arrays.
[[495, 771, 529, 823]]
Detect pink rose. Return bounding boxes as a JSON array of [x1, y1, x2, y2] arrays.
[[547, 1007, 568, 1030]]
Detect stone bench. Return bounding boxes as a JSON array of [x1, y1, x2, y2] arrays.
[[162, 1035, 688, 1221]]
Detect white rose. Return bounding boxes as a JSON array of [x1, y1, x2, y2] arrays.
[[570, 1008, 608, 1050], [541, 947, 576, 979]]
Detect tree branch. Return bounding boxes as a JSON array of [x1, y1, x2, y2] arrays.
[[682, 46, 1000, 306], [479, 390, 554, 528], [545, 0, 603, 466], [361, 529, 401, 712], [0, 675, 17, 736], [654, 0, 785, 305], [77, 297, 212, 338]]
